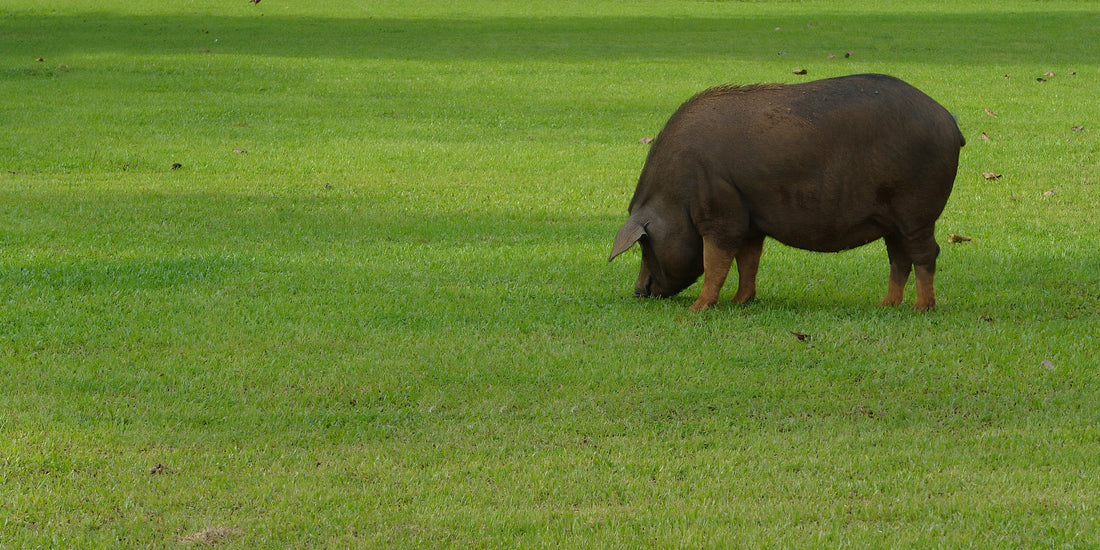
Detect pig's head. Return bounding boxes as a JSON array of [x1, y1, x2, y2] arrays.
[[608, 208, 703, 298]]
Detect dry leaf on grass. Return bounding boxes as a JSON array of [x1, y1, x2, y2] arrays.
[[638, 137, 654, 145], [792, 68, 808, 75], [984, 108, 998, 117], [947, 233, 971, 243], [982, 172, 1002, 180]]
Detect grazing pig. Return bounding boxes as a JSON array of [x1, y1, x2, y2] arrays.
[[609, 74, 964, 311]]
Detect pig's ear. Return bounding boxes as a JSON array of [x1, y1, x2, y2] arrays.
[[609, 218, 647, 262]]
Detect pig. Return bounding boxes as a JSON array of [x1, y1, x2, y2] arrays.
[[609, 74, 965, 311]]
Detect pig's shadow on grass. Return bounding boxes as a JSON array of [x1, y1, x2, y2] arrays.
[[607, 242, 1100, 319]]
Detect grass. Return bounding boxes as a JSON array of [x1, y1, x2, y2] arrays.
[[2, 0, 1099, 547]]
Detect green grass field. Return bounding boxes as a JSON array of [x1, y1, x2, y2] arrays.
[[2, 1, 1098, 547]]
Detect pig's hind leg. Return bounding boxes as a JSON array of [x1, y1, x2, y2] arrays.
[[882, 231, 939, 311], [880, 234, 912, 307], [907, 227, 940, 311]]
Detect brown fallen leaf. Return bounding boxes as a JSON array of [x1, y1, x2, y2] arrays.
[[789, 331, 811, 342], [1072, 126, 1085, 132], [982, 172, 1002, 180], [639, 137, 654, 145], [792, 68, 808, 75], [845, 51, 854, 58], [828, 54, 837, 59], [947, 233, 972, 243], [1044, 71, 1055, 77], [1041, 359, 1055, 371], [150, 463, 168, 475], [233, 148, 246, 154], [984, 108, 998, 117], [980, 132, 990, 141], [1043, 189, 1057, 197], [35, 57, 45, 62], [171, 163, 182, 170]]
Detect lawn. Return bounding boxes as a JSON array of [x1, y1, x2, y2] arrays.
[[2, 0, 1098, 547]]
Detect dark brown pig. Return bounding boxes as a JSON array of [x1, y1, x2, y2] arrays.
[[609, 74, 965, 311]]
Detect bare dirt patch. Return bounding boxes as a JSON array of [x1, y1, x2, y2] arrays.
[[180, 527, 241, 546]]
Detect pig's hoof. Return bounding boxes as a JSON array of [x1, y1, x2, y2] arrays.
[[912, 299, 936, 312], [690, 299, 716, 311], [731, 292, 756, 304]]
